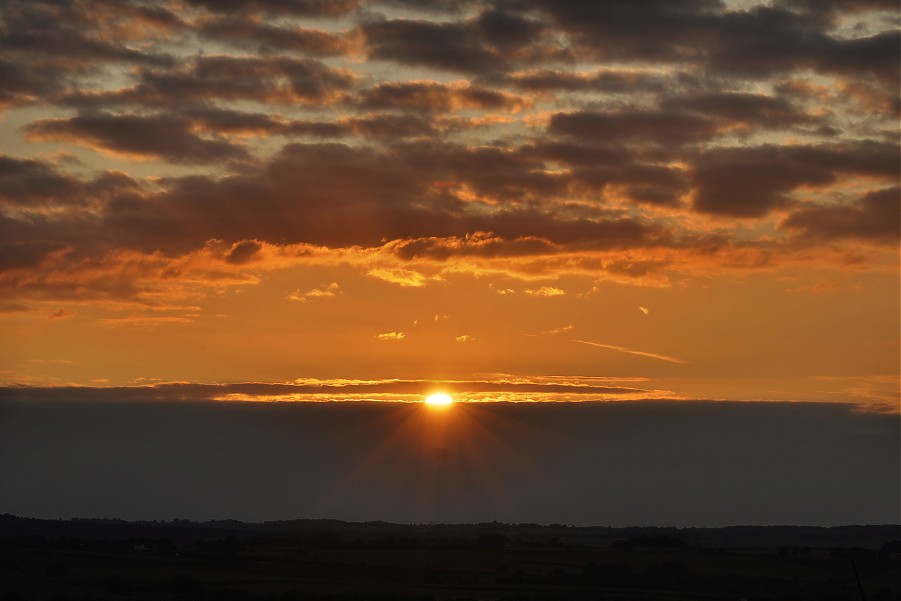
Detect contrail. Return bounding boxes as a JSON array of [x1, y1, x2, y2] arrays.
[[572, 339, 687, 364]]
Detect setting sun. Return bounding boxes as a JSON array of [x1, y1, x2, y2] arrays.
[[425, 393, 454, 407]]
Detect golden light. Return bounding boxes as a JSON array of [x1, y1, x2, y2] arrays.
[[424, 393, 454, 407]]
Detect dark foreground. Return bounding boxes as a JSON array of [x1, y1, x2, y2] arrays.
[[1, 516, 899, 601]]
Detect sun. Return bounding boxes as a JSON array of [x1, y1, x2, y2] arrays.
[[424, 393, 454, 407]]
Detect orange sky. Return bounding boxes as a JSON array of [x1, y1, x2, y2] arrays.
[[0, 0, 898, 409]]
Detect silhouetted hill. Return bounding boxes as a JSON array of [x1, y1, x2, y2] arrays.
[[2, 515, 899, 601], [1, 513, 896, 548]]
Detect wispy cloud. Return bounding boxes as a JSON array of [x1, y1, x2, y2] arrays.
[[376, 331, 406, 341], [287, 282, 340, 302], [524, 324, 574, 337], [573, 339, 687, 364], [368, 268, 436, 287], [524, 286, 566, 297]]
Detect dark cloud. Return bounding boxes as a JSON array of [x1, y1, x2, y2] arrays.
[[710, 8, 900, 81], [199, 16, 351, 56], [343, 114, 441, 138], [523, 0, 899, 84], [506, 69, 671, 94], [0, 142, 669, 285], [549, 109, 718, 147], [0, 155, 85, 208], [0, 302, 33, 313], [63, 56, 355, 110], [475, 7, 544, 49], [0, 58, 62, 108], [691, 142, 900, 217], [361, 9, 563, 74], [661, 92, 820, 131], [183, 0, 361, 17], [0, 0, 175, 107], [24, 113, 250, 164], [360, 81, 526, 113], [0, 0, 897, 300], [583, 165, 690, 206], [373, 0, 476, 13], [175, 107, 347, 139], [362, 18, 501, 73], [0, 240, 67, 272], [0, 0, 175, 65], [523, 0, 723, 63], [136, 141, 660, 251], [782, 187, 901, 244], [775, 0, 898, 18], [776, 0, 898, 14], [549, 95, 824, 152], [224, 240, 264, 265]]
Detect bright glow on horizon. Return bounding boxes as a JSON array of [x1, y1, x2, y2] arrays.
[[425, 393, 454, 407]]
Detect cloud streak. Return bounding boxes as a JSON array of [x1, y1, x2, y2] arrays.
[[573, 340, 688, 364]]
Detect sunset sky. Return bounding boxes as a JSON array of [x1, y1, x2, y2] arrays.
[[0, 0, 898, 404]]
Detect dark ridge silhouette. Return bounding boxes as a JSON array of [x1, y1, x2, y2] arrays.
[[1, 514, 899, 601]]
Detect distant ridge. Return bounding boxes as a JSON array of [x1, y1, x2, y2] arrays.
[[1, 513, 897, 550]]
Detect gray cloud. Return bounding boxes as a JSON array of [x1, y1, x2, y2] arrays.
[[691, 142, 900, 217], [62, 55, 356, 110], [360, 81, 526, 113], [183, 0, 361, 17], [361, 8, 565, 74], [24, 113, 251, 164], [199, 16, 352, 56], [0, 0, 896, 301], [781, 186, 901, 244]]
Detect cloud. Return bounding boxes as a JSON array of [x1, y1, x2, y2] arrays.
[[367, 268, 434, 287], [361, 8, 567, 75], [183, 0, 361, 17], [0, 302, 33, 313], [99, 314, 194, 326], [691, 142, 900, 217], [224, 240, 264, 265], [549, 109, 718, 147], [660, 92, 821, 132], [524, 286, 565, 297], [506, 68, 671, 94], [64, 55, 356, 109], [376, 331, 406, 341], [0, 377, 666, 403], [781, 187, 900, 244], [524, 0, 900, 83], [287, 282, 340, 302], [544, 324, 574, 335], [573, 339, 687, 364], [360, 80, 528, 113], [198, 16, 353, 56], [24, 113, 250, 164], [0, 0, 896, 309], [0, 155, 87, 209]]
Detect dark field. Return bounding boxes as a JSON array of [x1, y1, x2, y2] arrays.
[[1, 516, 898, 601]]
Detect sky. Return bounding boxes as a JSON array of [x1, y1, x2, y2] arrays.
[[0, 1, 898, 524]]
